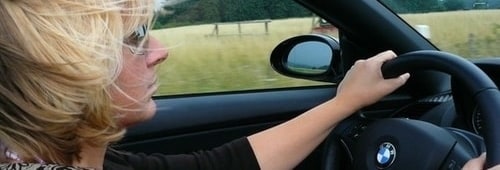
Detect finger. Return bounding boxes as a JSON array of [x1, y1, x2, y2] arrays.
[[354, 59, 366, 64], [369, 50, 397, 63], [489, 164, 500, 170], [352, 59, 366, 67], [386, 73, 410, 87], [463, 153, 486, 170]]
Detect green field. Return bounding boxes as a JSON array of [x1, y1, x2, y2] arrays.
[[151, 10, 500, 95]]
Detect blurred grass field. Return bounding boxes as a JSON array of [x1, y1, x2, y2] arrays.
[[401, 10, 500, 57], [151, 10, 500, 95]]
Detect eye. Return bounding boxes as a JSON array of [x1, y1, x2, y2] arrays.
[[126, 25, 148, 45], [133, 25, 147, 41], [125, 25, 149, 55]]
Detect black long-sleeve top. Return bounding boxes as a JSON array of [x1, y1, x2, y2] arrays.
[[0, 138, 260, 170], [103, 137, 260, 170]]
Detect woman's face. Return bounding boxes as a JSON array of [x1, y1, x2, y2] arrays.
[[112, 27, 168, 127]]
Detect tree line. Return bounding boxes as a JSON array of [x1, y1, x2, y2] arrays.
[[153, 0, 499, 29], [153, 0, 311, 29], [382, 0, 500, 13]]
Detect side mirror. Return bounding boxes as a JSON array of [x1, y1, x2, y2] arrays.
[[270, 34, 341, 83]]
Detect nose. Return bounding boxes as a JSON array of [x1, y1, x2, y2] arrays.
[[147, 36, 168, 68]]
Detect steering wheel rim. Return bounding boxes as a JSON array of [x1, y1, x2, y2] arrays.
[[322, 50, 500, 169]]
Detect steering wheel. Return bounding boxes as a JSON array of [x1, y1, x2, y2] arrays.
[[322, 50, 500, 169]]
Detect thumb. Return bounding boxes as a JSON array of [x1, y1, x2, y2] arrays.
[[387, 73, 410, 87], [463, 153, 486, 170]]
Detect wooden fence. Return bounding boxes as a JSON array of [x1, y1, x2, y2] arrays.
[[209, 19, 272, 37]]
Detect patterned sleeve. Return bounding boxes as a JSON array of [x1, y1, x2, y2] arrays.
[[0, 163, 92, 170]]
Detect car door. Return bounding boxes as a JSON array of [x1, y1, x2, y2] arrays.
[[114, 0, 453, 169]]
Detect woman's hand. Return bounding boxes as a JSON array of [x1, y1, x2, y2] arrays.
[[463, 153, 500, 170], [336, 50, 410, 109]]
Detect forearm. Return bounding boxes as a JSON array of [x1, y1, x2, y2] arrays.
[[247, 51, 409, 170], [247, 98, 358, 170]]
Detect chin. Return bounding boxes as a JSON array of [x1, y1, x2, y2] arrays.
[[142, 100, 157, 121], [119, 100, 157, 127]]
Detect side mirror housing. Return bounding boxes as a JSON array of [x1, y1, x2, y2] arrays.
[[270, 34, 342, 83]]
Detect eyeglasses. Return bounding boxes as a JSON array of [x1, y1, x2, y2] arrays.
[[125, 25, 148, 56]]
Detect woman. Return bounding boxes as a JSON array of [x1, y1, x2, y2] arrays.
[[0, 0, 485, 170]]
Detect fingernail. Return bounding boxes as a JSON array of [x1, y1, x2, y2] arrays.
[[400, 73, 410, 80]]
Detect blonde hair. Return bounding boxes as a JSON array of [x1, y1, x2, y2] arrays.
[[0, 0, 153, 164]]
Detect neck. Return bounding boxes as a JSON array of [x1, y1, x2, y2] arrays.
[[73, 144, 107, 170]]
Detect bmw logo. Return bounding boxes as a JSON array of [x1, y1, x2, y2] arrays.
[[376, 142, 396, 169]]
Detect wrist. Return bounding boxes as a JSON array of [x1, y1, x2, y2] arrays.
[[327, 97, 362, 118], [332, 94, 364, 110]]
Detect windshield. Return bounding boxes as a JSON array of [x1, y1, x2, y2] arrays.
[[380, 0, 500, 58]]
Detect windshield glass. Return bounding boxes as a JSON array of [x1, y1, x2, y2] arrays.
[[380, 0, 500, 58]]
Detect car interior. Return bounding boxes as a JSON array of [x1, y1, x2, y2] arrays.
[[116, 0, 500, 169]]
